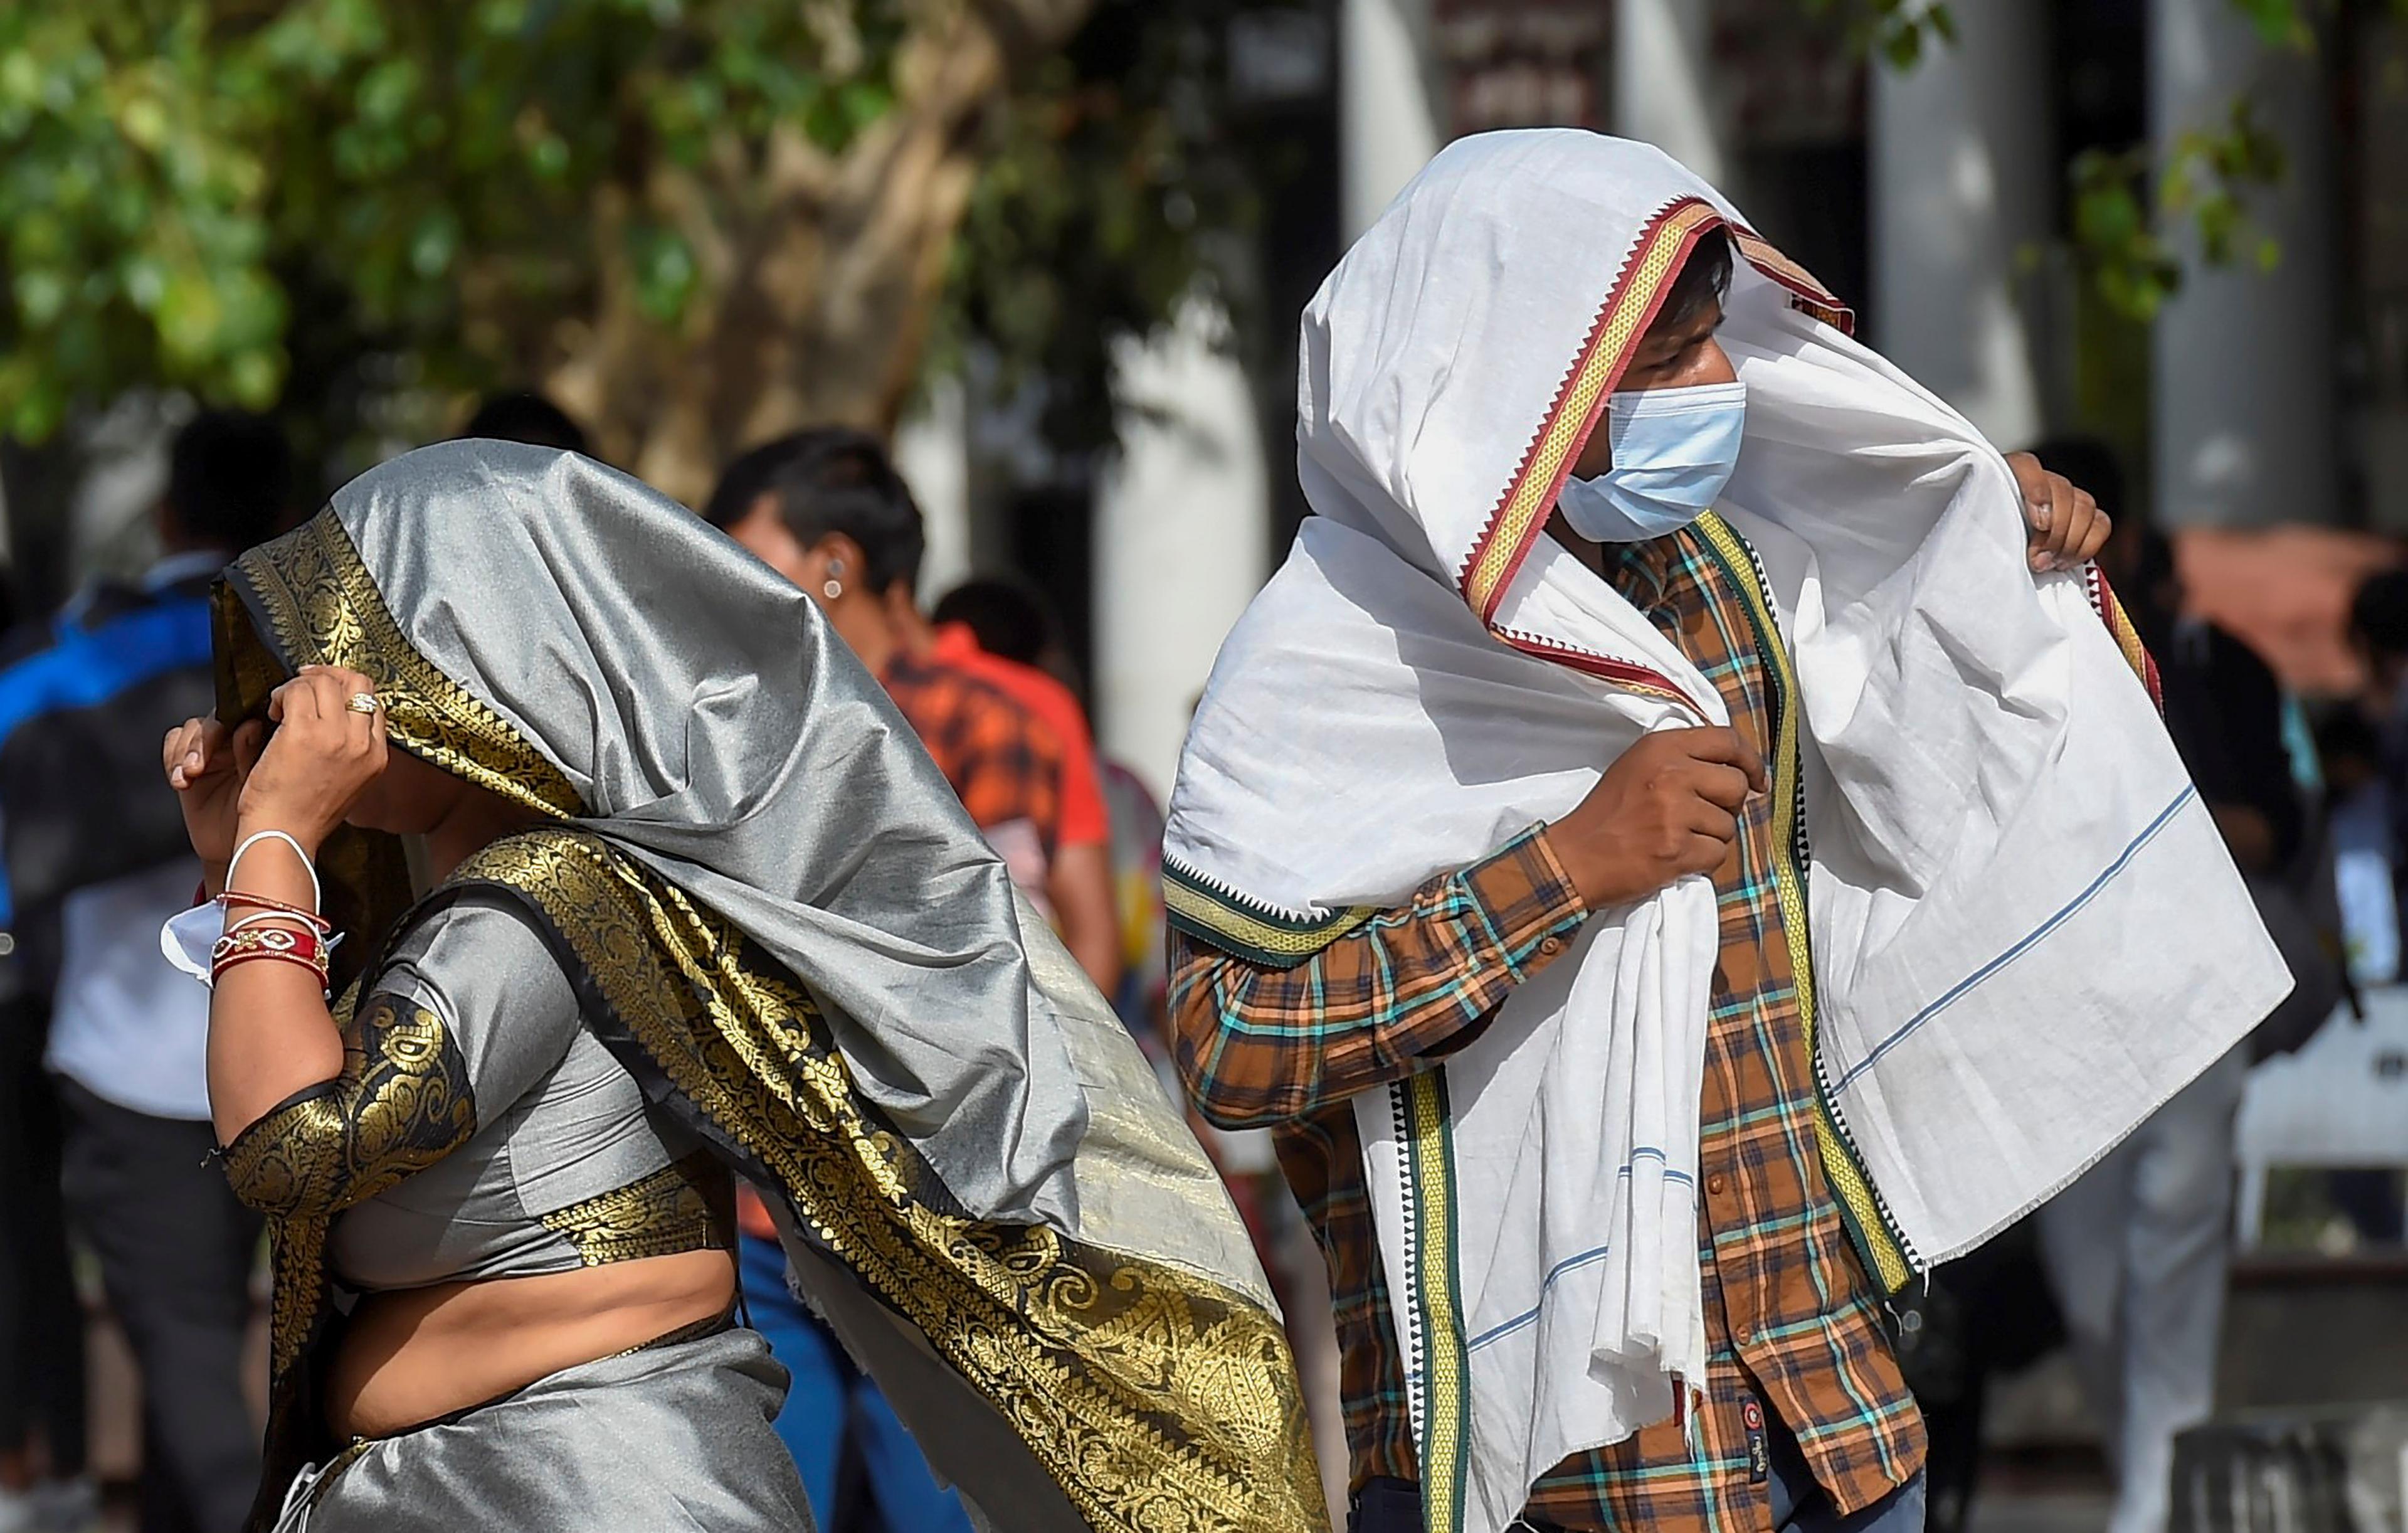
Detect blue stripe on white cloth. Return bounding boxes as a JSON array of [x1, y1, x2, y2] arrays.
[[1829, 784, 2200, 1097], [1399, 1151, 1697, 1368]]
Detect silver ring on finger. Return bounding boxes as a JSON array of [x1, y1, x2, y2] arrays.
[[345, 692, 380, 716]]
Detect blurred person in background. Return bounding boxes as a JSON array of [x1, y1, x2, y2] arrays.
[[926, 580, 1193, 1036], [926, 578, 1051, 675], [2313, 704, 2407, 1248], [929, 578, 1168, 1031], [2328, 585, 2408, 1251], [927, 576, 1307, 1292], [927, 576, 1331, 1448], [922, 578, 1119, 996], [458, 390, 590, 457], [0, 411, 292, 1533], [705, 431, 1064, 907], [2029, 437, 2326, 1533], [1096, 757, 1171, 1043], [701, 432, 1059, 1533], [2317, 706, 2399, 987], [2348, 569, 2408, 956]]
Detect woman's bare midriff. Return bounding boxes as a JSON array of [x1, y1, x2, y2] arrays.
[[327, 1248, 738, 1440]]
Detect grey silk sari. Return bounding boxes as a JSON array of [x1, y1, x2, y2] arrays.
[[214, 442, 1324, 1533], [272, 1324, 810, 1532]]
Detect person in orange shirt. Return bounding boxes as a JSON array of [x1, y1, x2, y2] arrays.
[[922, 580, 1119, 997], [700, 431, 1048, 1533], [703, 437, 1122, 992]]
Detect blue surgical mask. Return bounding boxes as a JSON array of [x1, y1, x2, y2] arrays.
[[1556, 381, 1748, 543]]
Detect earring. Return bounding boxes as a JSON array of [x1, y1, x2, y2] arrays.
[[822, 579, 843, 599]]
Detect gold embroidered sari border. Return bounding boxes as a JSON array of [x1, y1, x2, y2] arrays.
[[457, 829, 1327, 1533], [222, 512, 584, 820], [537, 1150, 736, 1267]]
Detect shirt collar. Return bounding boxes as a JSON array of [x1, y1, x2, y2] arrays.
[[930, 622, 984, 665]]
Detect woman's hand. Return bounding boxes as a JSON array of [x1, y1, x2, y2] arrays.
[[164, 715, 270, 889], [235, 666, 389, 855], [2006, 452, 2112, 574]]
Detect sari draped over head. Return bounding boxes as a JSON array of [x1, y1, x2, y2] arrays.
[[213, 440, 1326, 1533], [1162, 129, 2288, 1533]]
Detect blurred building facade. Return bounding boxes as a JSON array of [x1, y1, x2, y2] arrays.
[[911, 0, 2403, 790]]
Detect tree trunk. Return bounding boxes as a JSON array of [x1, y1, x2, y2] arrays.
[[536, 0, 1097, 506]]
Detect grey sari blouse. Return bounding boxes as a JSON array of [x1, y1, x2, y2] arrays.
[[223, 895, 732, 1286]]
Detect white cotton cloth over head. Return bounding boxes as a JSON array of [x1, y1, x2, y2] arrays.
[[1163, 128, 2289, 1533]]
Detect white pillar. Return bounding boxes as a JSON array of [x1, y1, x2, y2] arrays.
[[1092, 302, 1270, 800], [1613, 0, 1731, 189], [894, 374, 973, 603], [1340, 0, 1442, 240], [2152, 0, 2338, 527], [1868, 0, 2049, 447]]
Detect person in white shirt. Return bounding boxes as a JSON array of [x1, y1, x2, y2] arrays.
[[0, 411, 290, 1533]]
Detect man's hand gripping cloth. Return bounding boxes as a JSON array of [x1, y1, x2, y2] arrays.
[[1161, 129, 2290, 1533]]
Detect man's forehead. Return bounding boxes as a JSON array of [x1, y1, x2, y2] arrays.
[[1637, 301, 1723, 354]]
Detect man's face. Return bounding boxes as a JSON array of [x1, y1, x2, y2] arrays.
[[1571, 296, 1733, 479], [728, 496, 821, 596]]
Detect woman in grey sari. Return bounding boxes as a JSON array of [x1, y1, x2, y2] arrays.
[[160, 441, 1324, 1533]]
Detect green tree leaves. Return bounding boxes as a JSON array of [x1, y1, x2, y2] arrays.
[[1800, 0, 1956, 72], [0, 1, 905, 442], [1845, 0, 2403, 321]]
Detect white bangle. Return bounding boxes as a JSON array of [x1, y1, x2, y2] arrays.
[[225, 829, 322, 916]]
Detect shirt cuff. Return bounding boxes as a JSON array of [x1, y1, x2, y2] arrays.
[[1461, 824, 1591, 980]]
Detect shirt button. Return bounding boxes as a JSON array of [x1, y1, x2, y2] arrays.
[[1706, 1174, 1728, 1196], [1538, 936, 1564, 956], [1736, 1326, 1754, 1347]]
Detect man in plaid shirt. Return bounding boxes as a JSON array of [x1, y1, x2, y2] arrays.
[[1168, 225, 2112, 1533]]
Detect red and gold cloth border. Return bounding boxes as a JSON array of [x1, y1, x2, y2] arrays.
[[1452, 196, 1851, 708], [1729, 226, 1855, 334], [2088, 566, 2164, 709]]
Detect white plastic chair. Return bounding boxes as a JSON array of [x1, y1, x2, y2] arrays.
[[2232, 985, 2408, 1248]]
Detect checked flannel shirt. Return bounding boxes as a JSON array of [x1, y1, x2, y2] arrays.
[[882, 650, 1065, 854], [1168, 523, 1924, 1533]]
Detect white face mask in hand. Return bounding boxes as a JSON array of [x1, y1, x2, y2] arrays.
[[1556, 380, 1748, 542]]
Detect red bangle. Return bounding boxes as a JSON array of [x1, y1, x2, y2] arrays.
[[211, 923, 328, 985], [209, 947, 331, 995]]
